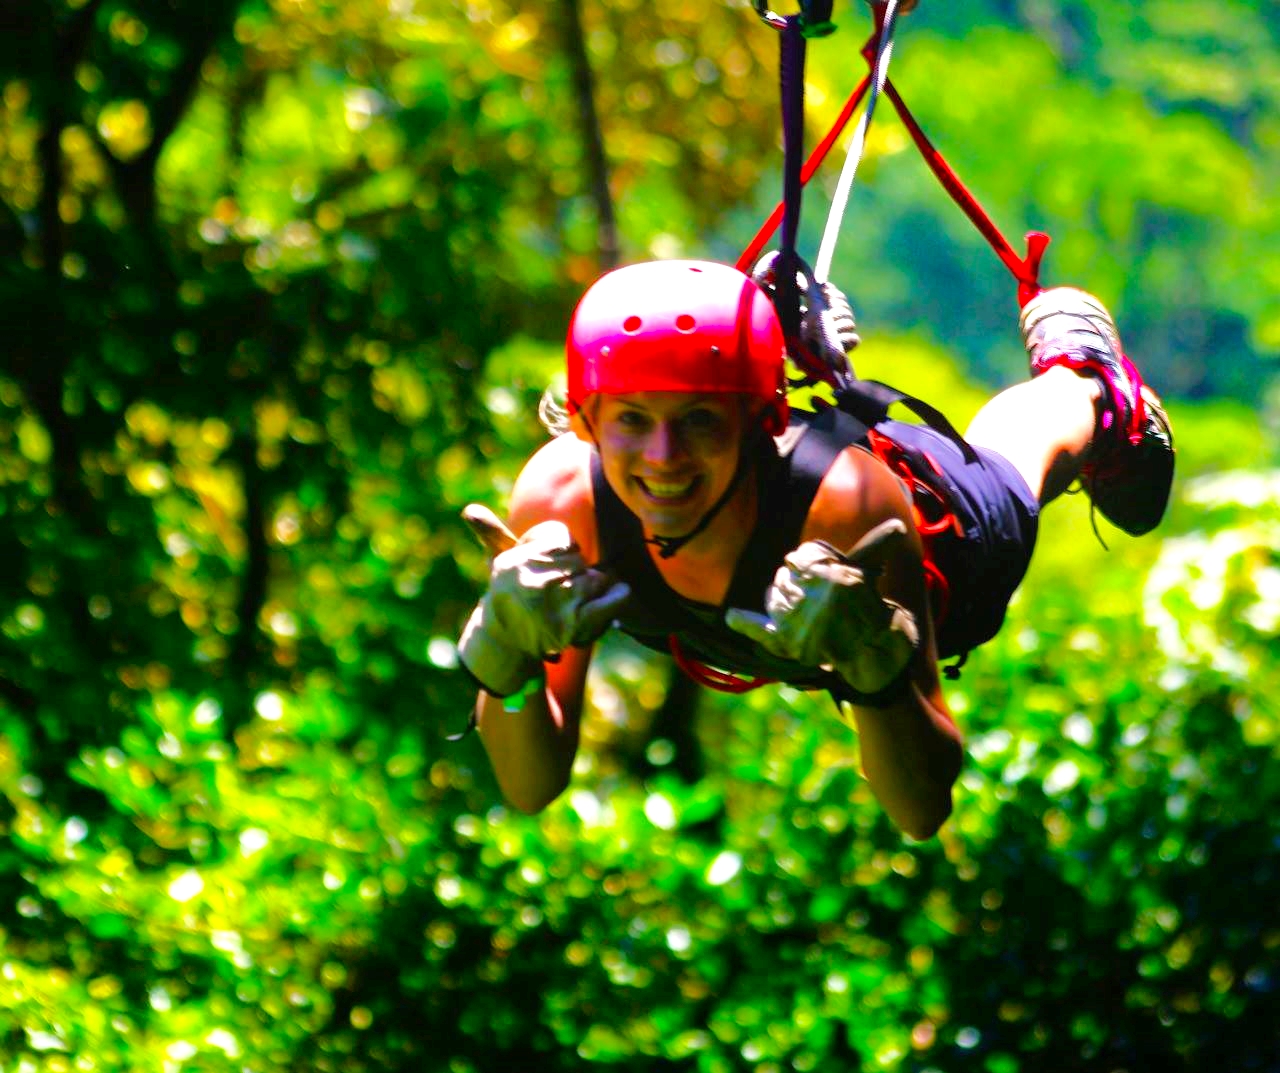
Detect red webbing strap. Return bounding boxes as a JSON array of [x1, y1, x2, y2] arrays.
[[668, 634, 775, 694], [881, 81, 1049, 308], [865, 428, 956, 629], [738, 33, 1052, 308]]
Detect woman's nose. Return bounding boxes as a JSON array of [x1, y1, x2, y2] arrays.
[[643, 421, 683, 465]]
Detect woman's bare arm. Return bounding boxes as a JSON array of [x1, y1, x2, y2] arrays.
[[471, 435, 601, 813], [804, 447, 963, 839]]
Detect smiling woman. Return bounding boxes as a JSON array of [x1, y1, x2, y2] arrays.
[[456, 258, 1174, 838]]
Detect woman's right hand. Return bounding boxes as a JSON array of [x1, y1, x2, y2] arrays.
[[457, 505, 630, 697]]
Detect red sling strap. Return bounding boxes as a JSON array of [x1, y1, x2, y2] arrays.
[[738, 9, 1050, 309]]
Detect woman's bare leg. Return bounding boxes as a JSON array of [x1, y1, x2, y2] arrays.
[[963, 365, 1101, 506]]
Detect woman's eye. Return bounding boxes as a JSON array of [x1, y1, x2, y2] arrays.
[[681, 409, 720, 431], [617, 411, 649, 429]]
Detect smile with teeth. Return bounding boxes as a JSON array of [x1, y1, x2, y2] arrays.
[[637, 475, 700, 502]]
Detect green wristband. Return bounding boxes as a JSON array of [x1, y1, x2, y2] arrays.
[[502, 672, 546, 714]]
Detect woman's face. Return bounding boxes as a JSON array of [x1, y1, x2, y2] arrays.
[[592, 392, 751, 539]]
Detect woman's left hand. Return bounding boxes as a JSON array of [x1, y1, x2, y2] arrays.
[[725, 520, 919, 695]]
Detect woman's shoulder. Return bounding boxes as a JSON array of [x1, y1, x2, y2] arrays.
[[800, 441, 918, 552], [508, 434, 600, 558]]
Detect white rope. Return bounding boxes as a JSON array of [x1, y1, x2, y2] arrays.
[[814, 0, 901, 283]]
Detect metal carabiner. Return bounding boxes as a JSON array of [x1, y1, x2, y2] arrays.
[[753, 0, 788, 31], [751, 249, 857, 392], [753, 0, 835, 37]]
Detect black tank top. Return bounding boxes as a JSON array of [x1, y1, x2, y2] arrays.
[[592, 405, 872, 692]]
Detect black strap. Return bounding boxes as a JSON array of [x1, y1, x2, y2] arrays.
[[835, 379, 979, 464], [774, 18, 807, 347], [722, 413, 861, 612], [829, 658, 915, 710], [754, 0, 835, 366]]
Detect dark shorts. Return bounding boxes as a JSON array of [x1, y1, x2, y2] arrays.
[[880, 420, 1040, 661]]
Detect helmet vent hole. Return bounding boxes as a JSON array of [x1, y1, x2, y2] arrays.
[[675, 314, 696, 333], [622, 315, 642, 333]]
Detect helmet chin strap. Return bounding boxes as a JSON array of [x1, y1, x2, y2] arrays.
[[574, 400, 774, 560], [644, 422, 772, 559]]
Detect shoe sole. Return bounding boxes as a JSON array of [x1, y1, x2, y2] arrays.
[[1086, 387, 1175, 536]]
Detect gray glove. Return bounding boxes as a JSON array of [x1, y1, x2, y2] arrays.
[[458, 506, 631, 697], [725, 520, 919, 699]]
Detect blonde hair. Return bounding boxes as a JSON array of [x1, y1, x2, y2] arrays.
[[538, 385, 573, 437]]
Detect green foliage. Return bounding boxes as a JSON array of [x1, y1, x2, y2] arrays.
[[1, 0, 1280, 1070]]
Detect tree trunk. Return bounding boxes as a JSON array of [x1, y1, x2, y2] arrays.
[[558, 0, 620, 270]]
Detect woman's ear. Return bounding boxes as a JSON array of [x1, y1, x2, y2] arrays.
[[760, 399, 787, 437], [569, 403, 597, 444], [745, 395, 786, 437]]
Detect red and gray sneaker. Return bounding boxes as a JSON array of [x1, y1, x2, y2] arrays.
[[1020, 286, 1175, 536]]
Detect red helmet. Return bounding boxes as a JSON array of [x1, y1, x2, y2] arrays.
[[566, 260, 788, 433]]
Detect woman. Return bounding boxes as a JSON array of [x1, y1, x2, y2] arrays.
[[457, 259, 1174, 838]]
